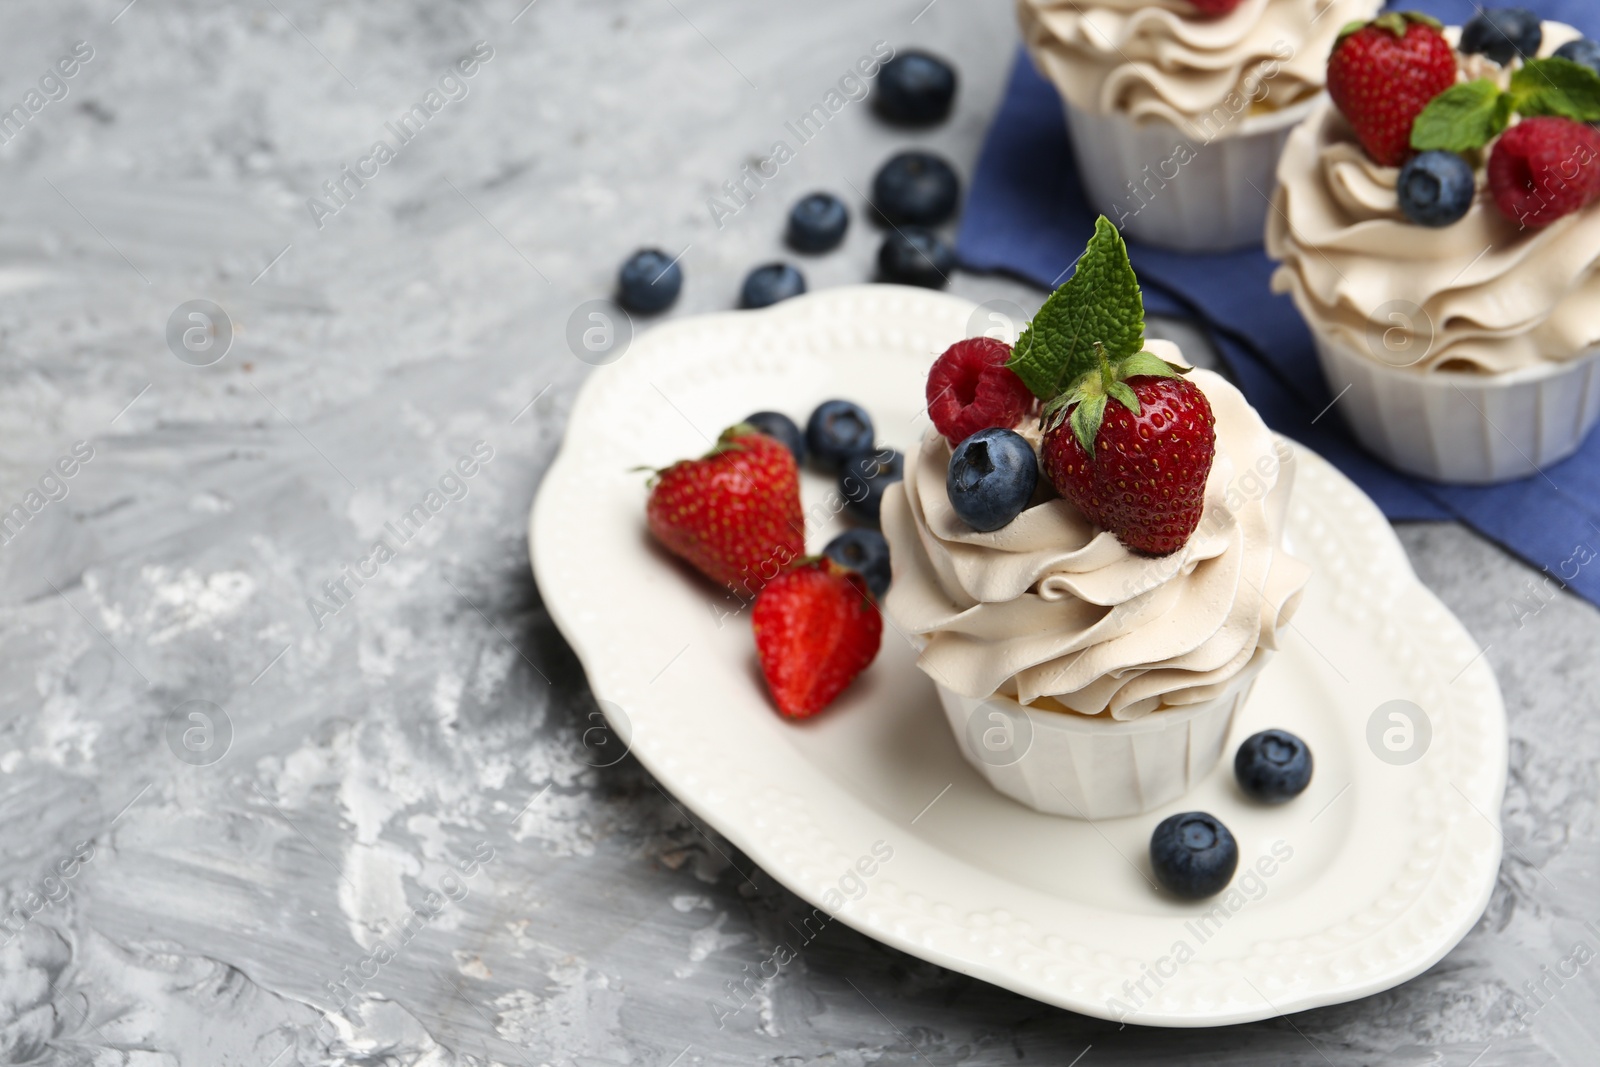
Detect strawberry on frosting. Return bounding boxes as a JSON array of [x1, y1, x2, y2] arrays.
[[1010, 218, 1216, 557], [1326, 12, 1457, 168]]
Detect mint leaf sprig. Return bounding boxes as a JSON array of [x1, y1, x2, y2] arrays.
[[1009, 216, 1145, 399], [1006, 216, 1187, 454], [1336, 10, 1440, 46], [1412, 56, 1600, 153]]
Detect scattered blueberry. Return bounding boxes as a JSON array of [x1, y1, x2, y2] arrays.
[[871, 151, 961, 226], [1149, 812, 1239, 899], [874, 51, 958, 126], [787, 193, 850, 253], [739, 263, 807, 309], [1234, 729, 1314, 804], [1554, 38, 1600, 77], [877, 228, 955, 289], [616, 248, 682, 314], [839, 450, 904, 523], [806, 400, 875, 467], [823, 528, 892, 599], [1460, 8, 1542, 66], [1397, 151, 1477, 227], [743, 411, 806, 464], [946, 428, 1038, 532]]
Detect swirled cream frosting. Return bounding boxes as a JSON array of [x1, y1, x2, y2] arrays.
[[1018, 0, 1380, 132], [1267, 22, 1600, 374], [881, 347, 1311, 720]]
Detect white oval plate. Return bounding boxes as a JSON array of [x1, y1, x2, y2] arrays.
[[529, 286, 1506, 1027]]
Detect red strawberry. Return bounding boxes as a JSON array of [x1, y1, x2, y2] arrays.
[[752, 559, 882, 718], [1041, 375, 1216, 557], [1188, 0, 1242, 16], [646, 425, 805, 596], [1488, 117, 1600, 228], [1327, 13, 1457, 167], [926, 337, 1035, 445]]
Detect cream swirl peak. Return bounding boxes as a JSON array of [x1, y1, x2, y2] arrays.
[[1268, 22, 1599, 373], [882, 348, 1311, 719], [1017, 0, 1379, 134]]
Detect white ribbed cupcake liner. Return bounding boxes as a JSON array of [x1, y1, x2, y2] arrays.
[[1060, 97, 1315, 253], [935, 666, 1263, 821], [1312, 334, 1600, 484]]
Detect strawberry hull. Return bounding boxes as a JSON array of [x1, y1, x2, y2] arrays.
[[1040, 375, 1217, 557]]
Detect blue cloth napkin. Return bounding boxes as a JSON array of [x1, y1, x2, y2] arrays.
[[957, 0, 1600, 605]]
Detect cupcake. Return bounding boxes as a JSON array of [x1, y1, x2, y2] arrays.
[[1269, 13, 1600, 483], [1018, 0, 1381, 251], [881, 219, 1311, 819]]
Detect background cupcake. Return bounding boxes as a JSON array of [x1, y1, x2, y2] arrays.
[[1268, 13, 1600, 483], [1018, 0, 1381, 250]]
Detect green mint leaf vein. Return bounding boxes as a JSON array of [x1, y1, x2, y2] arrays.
[[1511, 57, 1600, 122], [1411, 79, 1512, 152], [1007, 216, 1144, 402]]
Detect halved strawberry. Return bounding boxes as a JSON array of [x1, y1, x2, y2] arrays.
[[752, 559, 882, 718]]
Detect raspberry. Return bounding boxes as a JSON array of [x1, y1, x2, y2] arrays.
[[1488, 117, 1600, 228], [925, 337, 1034, 445]]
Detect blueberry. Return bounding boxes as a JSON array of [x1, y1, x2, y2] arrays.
[[874, 51, 958, 126], [743, 411, 806, 464], [877, 228, 955, 289], [806, 400, 875, 468], [740, 263, 806, 309], [823, 529, 892, 599], [1234, 729, 1313, 804], [871, 151, 961, 226], [1397, 151, 1476, 227], [1460, 8, 1542, 66], [1554, 38, 1600, 77], [1149, 812, 1239, 900], [787, 193, 850, 253], [839, 449, 904, 523], [616, 248, 682, 314], [946, 428, 1038, 532]]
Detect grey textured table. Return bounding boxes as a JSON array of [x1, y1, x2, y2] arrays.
[[0, 1, 1594, 1064]]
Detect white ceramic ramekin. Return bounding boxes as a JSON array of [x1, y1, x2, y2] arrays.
[[935, 665, 1264, 821], [1312, 333, 1600, 484], [1061, 96, 1316, 252]]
